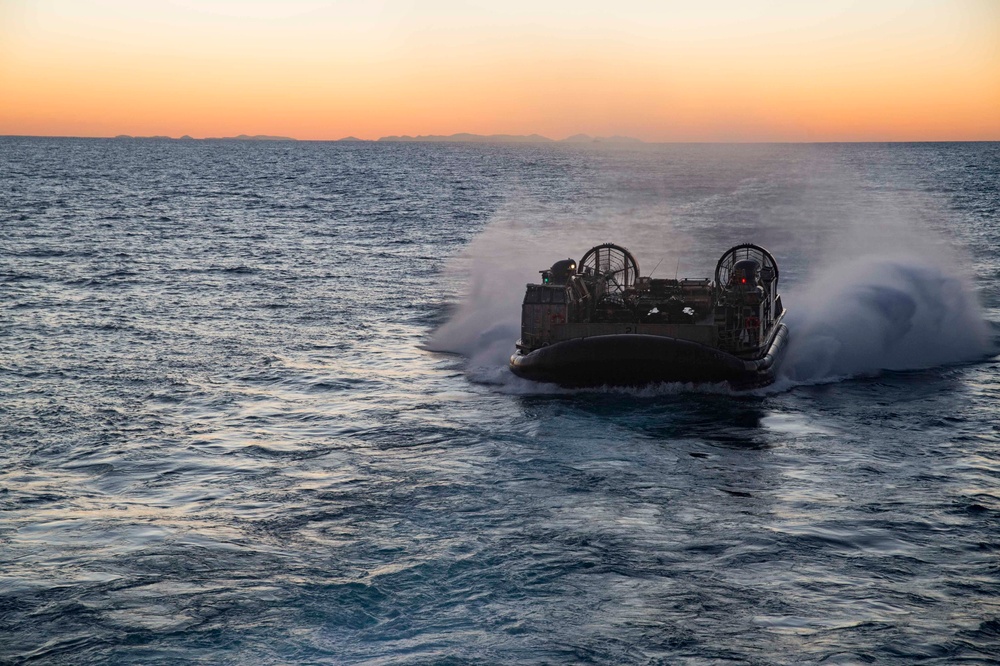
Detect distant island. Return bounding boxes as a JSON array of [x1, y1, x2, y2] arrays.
[[376, 133, 643, 144], [113, 134, 296, 141], [107, 132, 643, 143]]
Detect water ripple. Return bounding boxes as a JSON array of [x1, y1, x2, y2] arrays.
[[1, 138, 999, 663]]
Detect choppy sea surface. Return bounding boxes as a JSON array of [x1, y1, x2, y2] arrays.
[[2, 137, 999, 664]]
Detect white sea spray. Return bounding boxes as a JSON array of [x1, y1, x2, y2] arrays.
[[780, 255, 992, 382]]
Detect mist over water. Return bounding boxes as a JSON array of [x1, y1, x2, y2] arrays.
[[781, 256, 992, 382], [3, 138, 999, 664]]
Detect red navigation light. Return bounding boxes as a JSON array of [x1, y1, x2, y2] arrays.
[[741, 277, 746, 284]]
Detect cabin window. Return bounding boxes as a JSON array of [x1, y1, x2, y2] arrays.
[[524, 289, 540, 304], [540, 290, 552, 303], [551, 290, 566, 304]]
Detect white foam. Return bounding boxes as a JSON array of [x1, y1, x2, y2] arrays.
[[779, 255, 992, 383]]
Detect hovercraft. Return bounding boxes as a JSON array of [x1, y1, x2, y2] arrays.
[[509, 243, 788, 389]]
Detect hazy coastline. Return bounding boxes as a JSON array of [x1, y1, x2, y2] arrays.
[[45, 132, 647, 144]]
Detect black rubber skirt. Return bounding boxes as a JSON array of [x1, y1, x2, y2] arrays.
[[509, 324, 788, 389]]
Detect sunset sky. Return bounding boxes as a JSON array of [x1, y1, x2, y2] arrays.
[[1, 0, 998, 141]]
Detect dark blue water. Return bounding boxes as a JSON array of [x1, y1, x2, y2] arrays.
[[2, 137, 999, 664]]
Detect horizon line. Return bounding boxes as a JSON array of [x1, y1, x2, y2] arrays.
[[2, 133, 999, 145]]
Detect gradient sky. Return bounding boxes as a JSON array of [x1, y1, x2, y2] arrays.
[[1, 0, 998, 141]]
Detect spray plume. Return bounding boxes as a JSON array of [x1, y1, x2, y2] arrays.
[[430, 164, 994, 391]]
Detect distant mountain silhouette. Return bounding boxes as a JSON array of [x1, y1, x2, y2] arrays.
[[378, 132, 643, 144], [112, 134, 296, 141], [378, 133, 554, 143], [108, 132, 642, 143]]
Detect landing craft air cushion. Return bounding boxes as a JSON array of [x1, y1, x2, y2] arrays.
[[509, 243, 788, 388]]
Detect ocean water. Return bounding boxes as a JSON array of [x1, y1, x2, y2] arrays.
[[1, 137, 999, 664]]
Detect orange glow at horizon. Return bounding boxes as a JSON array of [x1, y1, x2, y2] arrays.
[[1, 0, 998, 142]]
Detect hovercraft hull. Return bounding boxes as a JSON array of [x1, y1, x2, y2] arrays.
[[510, 323, 788, 389]]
